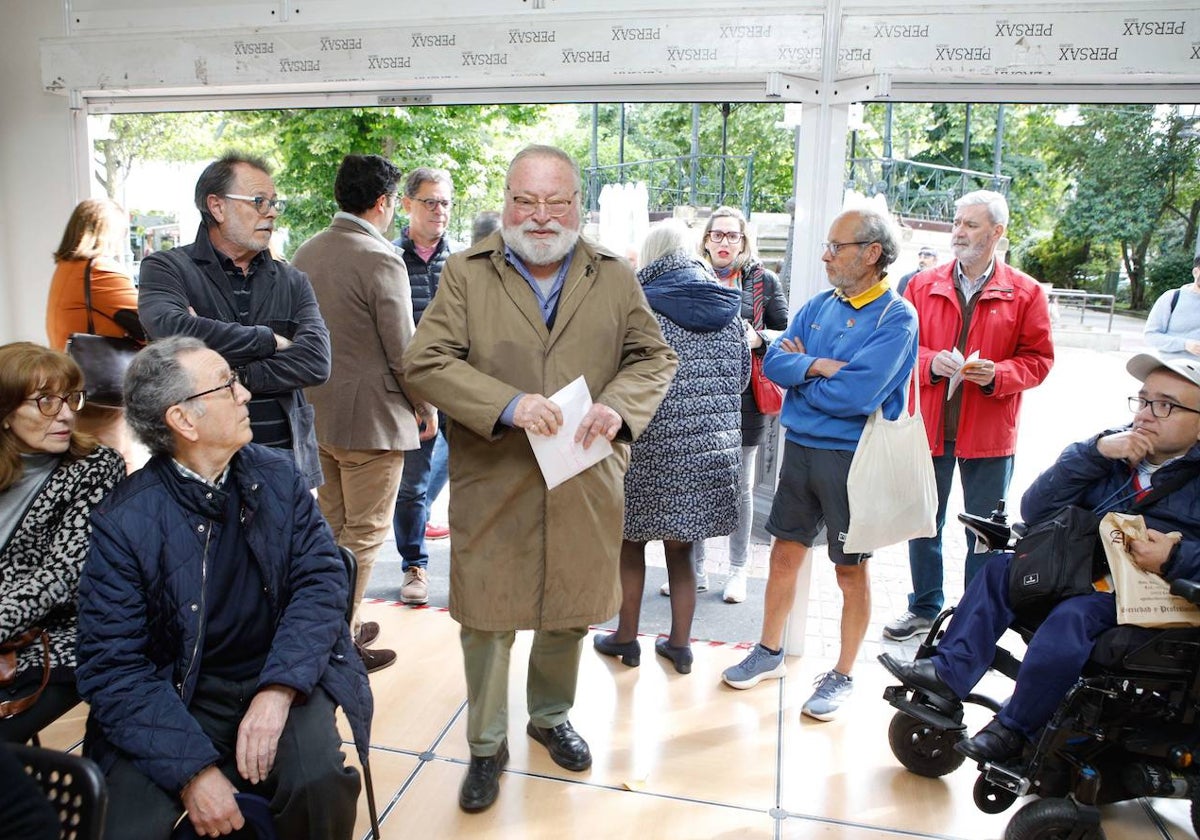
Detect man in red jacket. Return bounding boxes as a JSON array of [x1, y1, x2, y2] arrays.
[[884, 190, 1054, 641]]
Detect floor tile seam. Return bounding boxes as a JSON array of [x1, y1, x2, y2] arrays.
[[367, 596, 875, 654], [352, 698, 467, 759], [1136, 795, 1178, 839], [389, 750, 784, 815], [774, 809, 974, 840], [367, 596, 772, 649]]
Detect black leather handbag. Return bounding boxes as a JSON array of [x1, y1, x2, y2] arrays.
[[64, 259, 142, 408]]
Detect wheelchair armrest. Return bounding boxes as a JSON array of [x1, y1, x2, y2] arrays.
[[957, 512, 1015, 552], [1169, 578, 1200, 606]]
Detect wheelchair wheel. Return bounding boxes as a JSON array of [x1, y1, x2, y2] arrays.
[[1005, 798, 1106, 840], [974, 774, 1017, 814], [887, 710, 965, 778]]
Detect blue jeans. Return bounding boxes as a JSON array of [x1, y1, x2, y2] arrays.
[[392, 427, 449, 571], [906, 441, 1014, 619], [932, 552, 1116, 737]]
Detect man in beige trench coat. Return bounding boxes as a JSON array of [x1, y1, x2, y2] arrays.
[[403, 145, 677, 813]]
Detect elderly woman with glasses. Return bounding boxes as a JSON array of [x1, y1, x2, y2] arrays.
[[659, 206, 789, 604], [0, 343, 125, 742]]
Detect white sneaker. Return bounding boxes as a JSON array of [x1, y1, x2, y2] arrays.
[[723, 567, 747, 604], [659, 570, 709, 597]]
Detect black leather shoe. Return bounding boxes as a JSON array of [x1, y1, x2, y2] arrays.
[[526, 720, 592, 771], [955, 718, 1025, 764], [459, 739, 509, 813], [654, 637, 693, 675], [593, 632, 640, 667], [878, 653, 957, 702]]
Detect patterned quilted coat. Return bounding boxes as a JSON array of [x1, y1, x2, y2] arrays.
[[624, 252, 751, 542], [77, 444, 371, 793], [0, 445, 124, 680]]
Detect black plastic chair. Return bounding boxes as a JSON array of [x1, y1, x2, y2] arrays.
[[9, 742, 107, 840], [339, 546, 381, 840]]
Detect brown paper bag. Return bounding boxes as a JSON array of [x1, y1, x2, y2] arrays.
[[1101, 511, 1200, 628]]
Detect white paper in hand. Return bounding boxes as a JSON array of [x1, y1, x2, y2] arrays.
[[946, 349, 979, 399], [526, 376, 614, 490]]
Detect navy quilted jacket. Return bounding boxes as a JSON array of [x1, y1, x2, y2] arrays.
[[393, 227, 452, 324], [76, 444, 371, 794]]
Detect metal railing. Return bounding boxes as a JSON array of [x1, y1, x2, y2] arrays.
[[845, 157, 1012, 222], [1047, 288, 1116, 333], [583, 154, 755, 217]]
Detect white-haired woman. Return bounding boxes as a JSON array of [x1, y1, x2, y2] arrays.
[[660, 206, 788, 604], [593, 220, 750, 673]]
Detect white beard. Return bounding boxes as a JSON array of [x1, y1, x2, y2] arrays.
[[502, 219, 580, 267]]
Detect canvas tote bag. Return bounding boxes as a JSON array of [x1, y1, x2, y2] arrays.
[[843, 315, 937, 553]]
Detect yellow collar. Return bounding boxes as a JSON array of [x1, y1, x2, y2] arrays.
[[834, 278, 890, 310]]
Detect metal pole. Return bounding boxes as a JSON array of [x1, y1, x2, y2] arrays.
[[690, 103, 700, 206], [618, 103, 626, 182], [963, 102, 972, 173], [992, 104, 1006, 190], [590, 104, 599, 212], [719, 102, 730, 204]]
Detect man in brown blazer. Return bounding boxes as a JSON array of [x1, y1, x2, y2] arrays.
[[293, 154, 436, 673]]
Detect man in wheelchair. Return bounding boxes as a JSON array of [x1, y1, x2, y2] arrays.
[[881, 352, 1200, 766]]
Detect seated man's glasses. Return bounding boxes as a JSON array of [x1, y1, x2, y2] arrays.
[[1128, 396, 1200, 418], [27, 391, 86, 417], [707, 231, 743, 245], [414, 198, 453, 211], [508, 193, 576, 218], [184, 372, 241, 403], [223, 194, 288, 215]]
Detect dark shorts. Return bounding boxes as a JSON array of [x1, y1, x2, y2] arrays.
[[765, 441, 870, 566]]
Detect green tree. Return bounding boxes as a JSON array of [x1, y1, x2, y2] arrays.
[[94, 112, 234, 199], [1050, 105, 1200, 309], [559, 103, 795, 214], [225, 104, 543, 253]]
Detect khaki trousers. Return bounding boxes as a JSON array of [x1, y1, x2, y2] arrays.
[[317, 443, 406, 631], [459, 625, 587, 756]]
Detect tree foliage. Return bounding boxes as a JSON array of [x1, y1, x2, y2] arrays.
[[555, 103, 796, 214], [224, 105, 542, 253], [94, 112, 233, 199], [1049, 105, 1200, 309]]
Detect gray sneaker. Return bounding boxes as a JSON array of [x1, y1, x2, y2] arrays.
[[883, 610, 933, 641], [721, 644, 787, 690], [801, 670, 853, 721]]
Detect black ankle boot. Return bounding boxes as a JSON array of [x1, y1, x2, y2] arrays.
[[593, 632, 640, 666]]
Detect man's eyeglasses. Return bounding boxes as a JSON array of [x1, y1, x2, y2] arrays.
[[508, 193, 576, 218], [707, 230, 744, 245], [1128, 396, 1200, 419], [822, 241, 873, 256], [26, 391, 85, 417], [183, 372, 241, 403], [413, 198, 452, 211], [223, 194, 287, 215]]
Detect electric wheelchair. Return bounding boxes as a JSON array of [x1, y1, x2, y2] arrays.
[[881, 504, 1200, 840]]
